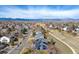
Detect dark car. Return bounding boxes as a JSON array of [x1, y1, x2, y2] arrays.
[[0, 43, 8, 50], [0, 51, 7, 54]]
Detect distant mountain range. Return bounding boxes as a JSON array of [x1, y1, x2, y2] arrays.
[[0, 18, 79, 22]]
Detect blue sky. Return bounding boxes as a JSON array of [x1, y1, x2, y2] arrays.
[[0, 5, 79, 19]]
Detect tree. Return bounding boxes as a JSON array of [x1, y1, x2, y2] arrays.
[[33, 32, 36, 37], [72, 32, 77, 36], [10, 41, 15, 46], [14, 37, 18, 41], [21, 28, 28, 34]]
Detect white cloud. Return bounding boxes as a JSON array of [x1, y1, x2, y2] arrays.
[[0, 7, 79, 19]]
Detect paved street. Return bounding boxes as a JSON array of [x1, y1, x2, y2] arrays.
[[7, 30, 31, 54]]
